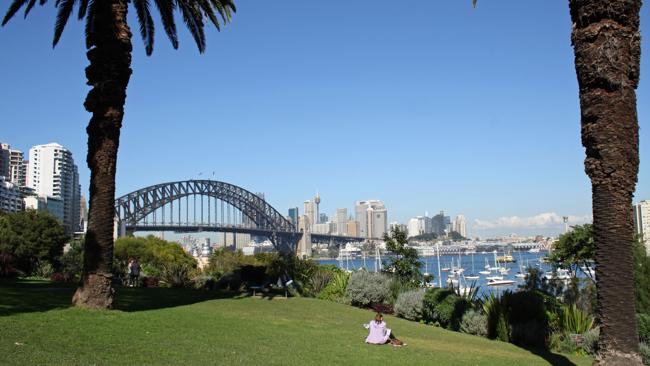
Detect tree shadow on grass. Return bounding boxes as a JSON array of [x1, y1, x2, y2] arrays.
[[521, 346, 580, 366], [0, 279, 269, 315]]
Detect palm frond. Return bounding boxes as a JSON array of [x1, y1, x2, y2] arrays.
[[53, 0, 75, 47], [198, 0, 220, 31], [24, 0, 38, 17], [84, 0, 94, 49], [77, 0, 88, 19], [153, 0, 178, 49], [176, 0, 205, 52], [133, 0, 155, 55], [2, 0, 29, 26]]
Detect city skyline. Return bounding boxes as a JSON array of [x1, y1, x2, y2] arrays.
[[1, 1, 648, 238]]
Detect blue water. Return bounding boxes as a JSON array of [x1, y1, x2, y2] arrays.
[[318, 251, 556, 296]]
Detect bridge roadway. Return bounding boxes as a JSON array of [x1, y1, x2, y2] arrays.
[[127, 223, 366, 246]]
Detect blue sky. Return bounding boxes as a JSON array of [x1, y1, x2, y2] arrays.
[[1, 1, 648, 237]]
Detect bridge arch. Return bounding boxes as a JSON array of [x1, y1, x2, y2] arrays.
[[114, 180, 298, 251]]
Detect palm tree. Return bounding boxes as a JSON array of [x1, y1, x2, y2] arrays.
[[569, 0, 643, 364], [2, 0, 235, 309]]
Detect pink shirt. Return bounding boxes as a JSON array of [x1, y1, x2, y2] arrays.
[[365, 320, 391, 344]]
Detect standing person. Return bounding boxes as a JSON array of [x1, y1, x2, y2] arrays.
[[128, 258, 140, 287], [364, 313, 405, 346]]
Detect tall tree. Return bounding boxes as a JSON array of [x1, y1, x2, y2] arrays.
[[569, 0, 643, 364], [2, 0, 235, 309]]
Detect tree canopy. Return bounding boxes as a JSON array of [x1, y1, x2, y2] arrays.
[[0, 210, 68, 276], [383, 226, 423, 286]]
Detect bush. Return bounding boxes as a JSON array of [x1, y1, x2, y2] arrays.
[[59, 239, 83, 280], [346, 271, 392, 307], [639, 314, 650, 343], [559, 303, 593, 334], [460, 310, 488, 337], [308, 266, 338, 295], [317, 271, 350, 301], [0, 253, 18, 277], [581, 327, 599, 356], [142, 276, 159, 288], [394, 289, 425, 321], [33, 261, 54, 279], [549, 332, 578, 354], [640, 342, 650, 366], [423, 288, 469, 330]]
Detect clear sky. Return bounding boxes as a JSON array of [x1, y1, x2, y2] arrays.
[[1, 1, 648, 238]]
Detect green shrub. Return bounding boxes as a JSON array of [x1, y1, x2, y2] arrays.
[[581, 327, 599, 356], [639, 314, 650, 343], [389, 278, 416, 304], [423, 288, 469, 330], [559, 303, 593, 334], [59, 239, 83, 280], [308, 266, 337, 295], [640, 341, 650, 366], [549, 332, 578, 354], [33, 260, 54, 279], [495, 313, 510, 342], [394, 289, 425, 321], [460, 309, 487, 337], [345, 271, 391, 307], [317, 271, 350, 301]]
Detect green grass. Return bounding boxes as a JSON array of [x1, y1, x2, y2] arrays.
[[0, 280, 592, 366]]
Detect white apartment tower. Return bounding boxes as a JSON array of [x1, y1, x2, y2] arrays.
[[453, 214, 468, 238], [634, 200, 650, 253], [28, 143, 81, 234]]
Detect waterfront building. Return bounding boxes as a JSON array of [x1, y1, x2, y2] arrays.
[[0, 176, 24, 213], [634, 200, 650, 253], [28, 143, 81, 234], [453, 214, 468, 238], [288, 207, 299, 227], [0, 143, 9, 179], [389, 221, 407, 234]]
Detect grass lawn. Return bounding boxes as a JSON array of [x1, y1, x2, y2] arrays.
[[0, 280, 592, 366]]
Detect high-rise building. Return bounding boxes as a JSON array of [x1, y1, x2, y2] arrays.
[[304, 200, 315, 228], [304, 193, 321, 228], [28, 143, 81, 234], [347, 220, 360, 237], [336, 208, 348, 235], [453, 214, 467, 238], [0, 143, 10, 179], [0, 143, 27, 186], [355, 200, 387, 238], [634, 200, 650, 253], [79, 195, 88, 233], [0, 176, 24, 213], [432, 211, 451, 236], [288, 207, 299, 227], [408, 217, 425, 237], [319, 213, 328, 224]]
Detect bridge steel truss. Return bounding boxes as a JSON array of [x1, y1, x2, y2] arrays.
[[114, 180, 300, 252]]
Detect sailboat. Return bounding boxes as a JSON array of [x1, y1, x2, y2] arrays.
[[479, 258, 491, 275], [465, 252, 480, 280]]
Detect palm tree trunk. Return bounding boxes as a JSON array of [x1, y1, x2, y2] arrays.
[[569, 1, 642, 364], [72, 0, 132, 309]]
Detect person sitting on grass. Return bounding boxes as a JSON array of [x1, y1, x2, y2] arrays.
[[364, 312, 405, 346]]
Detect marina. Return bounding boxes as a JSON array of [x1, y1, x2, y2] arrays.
[[318, 250, 587, 296]]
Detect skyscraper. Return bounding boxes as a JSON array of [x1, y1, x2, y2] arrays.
[[453, 214, 467, 238], [355, 200, 388, 239], [288, 207, 299, 227], [336, 208, 348, 235], [28, 143, 81, 234], [304, 193, 320, 229], [634, 200, 650, 253], [0, 143, 26, 186]]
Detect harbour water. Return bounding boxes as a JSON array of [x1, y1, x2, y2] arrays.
[[318, 250, 559, 296]]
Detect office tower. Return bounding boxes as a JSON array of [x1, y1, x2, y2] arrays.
[[28, 143, 81, 234], [304, 200, 315, 228], [453, 214, 467, 238], [634, 200, 650, 253], [336, 208, 348, 235], [79, 195, 88, 233], [319, 213, 328, 224], [408, 217, 425, 237], [355, 200, 387, 238], [288, 207, 299, 227], [347, 220, 359, 237]]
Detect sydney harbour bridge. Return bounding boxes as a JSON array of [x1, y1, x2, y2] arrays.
[[114, 180, 364, 254]]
